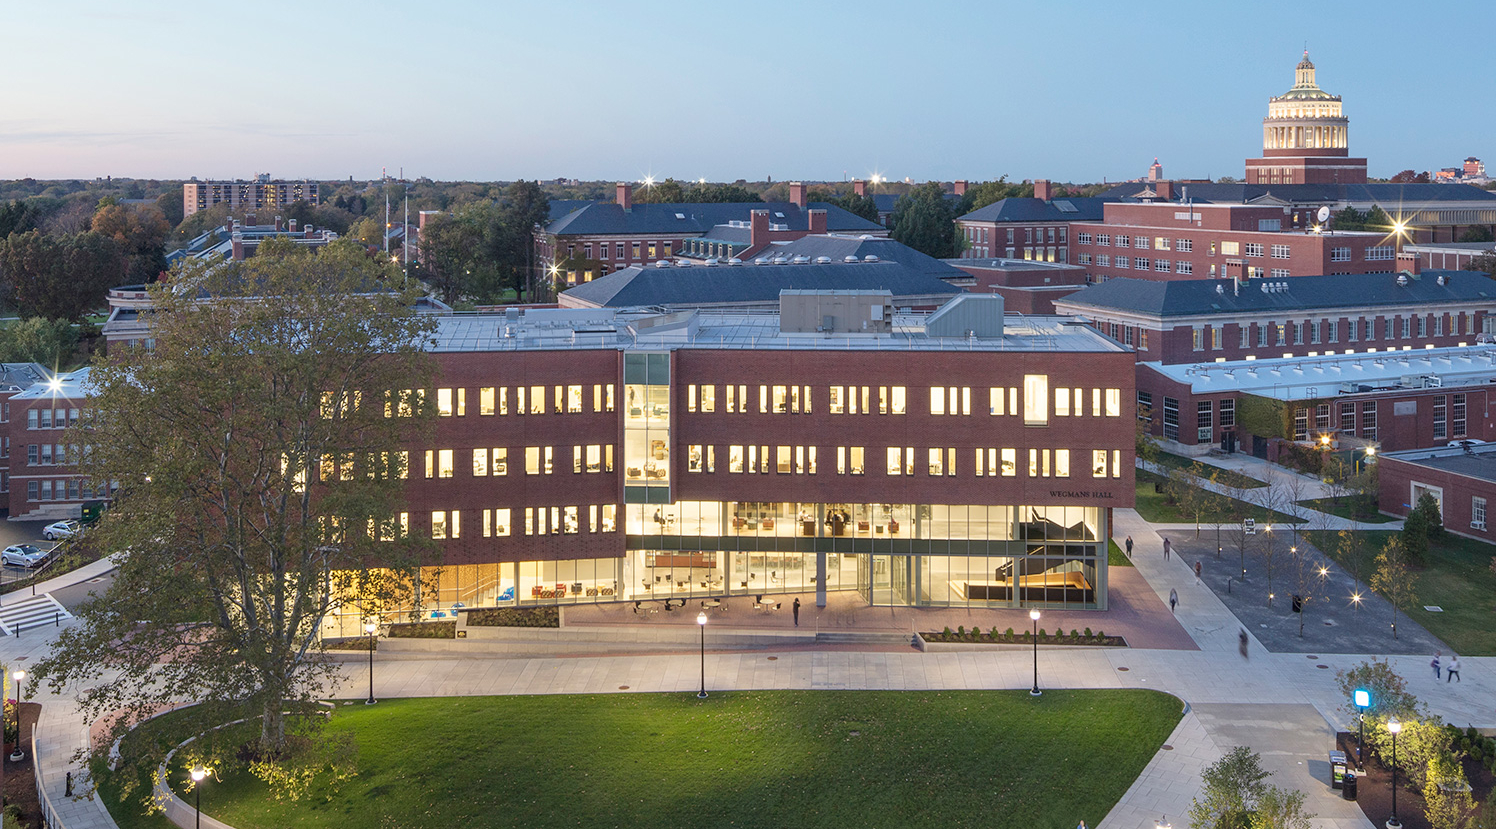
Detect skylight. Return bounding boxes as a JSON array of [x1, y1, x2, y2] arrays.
[[1054, 200, 1078, 213], [675, 213, 686, 219]]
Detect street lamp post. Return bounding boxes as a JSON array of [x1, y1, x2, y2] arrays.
[[364, 622, 377, 705], [9, 670, 24, 762], [1029, 609, 1042, 696], [1387, 717, 1402, 829], [1353, 689, 1370, 770], [696, 612, 708, 699], [190, 765, 209, 829]]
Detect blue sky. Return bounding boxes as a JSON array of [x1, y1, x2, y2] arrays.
[[6, 0, 1493, 183]]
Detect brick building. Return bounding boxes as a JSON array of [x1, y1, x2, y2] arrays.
[[1072, 201, 1393, 283], [1054, 269, 1496, 365], [945, 259, 1090, 314], [953, 182, 1107, 264], [1377, 443, 1496, 541], [1404, 241, 1496, 271], [4, 369, 105, 522], [1136, 346, 1496, 456], [182, 174, 319, 218], [538, 183, 885, 287], [305, 292, 1136, 632]]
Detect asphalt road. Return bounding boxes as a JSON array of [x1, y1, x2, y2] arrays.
[[0, 519, 71, 586], [49, 569, 114, 610]]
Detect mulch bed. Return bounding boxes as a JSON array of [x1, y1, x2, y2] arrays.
[[1337, 732, 1496, 829], [3, 703, 43, 829]]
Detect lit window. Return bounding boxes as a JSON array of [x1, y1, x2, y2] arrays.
[[1092, 450, 1108, 478], [1023, 375, 1048, 425], [473, 448, 488, 476], [480, 387, 496, 415], [887, 447, 901, 476], [438, 450, 453, 478]]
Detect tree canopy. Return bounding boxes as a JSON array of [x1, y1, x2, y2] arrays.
[[0, 229, 125, 319], [413, 180, 549, 303], [34, 239, 439, 801], [889, 182, 966, 259]]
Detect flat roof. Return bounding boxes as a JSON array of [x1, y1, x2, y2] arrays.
[[429, 308, 1125, 355], [945, 258, 1083, 271], [1382, 442, 1496, 484], [1145, 345, 1496, 401], [12, 367, 91, 401]]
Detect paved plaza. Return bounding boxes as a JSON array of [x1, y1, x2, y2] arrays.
[[6, 497, 1491, 829]]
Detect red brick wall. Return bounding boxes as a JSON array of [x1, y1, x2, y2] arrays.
[[1377, 455, 1496, 542]]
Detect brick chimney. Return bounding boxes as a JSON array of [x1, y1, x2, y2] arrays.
[[419, 210, 441, 230], [750, 209, 770, 246], [231, 230, 244, 260], [1033, 179, 1052, 201], [274, 215, 283, 231], [853, 179, 867, 197], [953, 180, 968, 196], [1155, 181, 1175, 201], [616, 182, 633, 211], [807, 209, 827, 235], [304, 225, 315, 239], [245, 212, 257, 227], [288, 218, 298, 232], [1397, 250, 1421, 275], [789, 182, 807, 208]]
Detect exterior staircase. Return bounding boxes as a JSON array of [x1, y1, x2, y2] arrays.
[[0, 593, 71, 635]]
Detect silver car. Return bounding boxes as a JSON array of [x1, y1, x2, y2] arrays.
[[1, 545, 47, 567], [43, 520, 80, 541]]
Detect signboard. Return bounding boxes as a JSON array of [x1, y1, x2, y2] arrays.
[[1243, 517, 1257, 535]]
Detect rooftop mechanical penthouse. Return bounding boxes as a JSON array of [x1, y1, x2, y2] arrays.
[[316, 292, 1136, 635]]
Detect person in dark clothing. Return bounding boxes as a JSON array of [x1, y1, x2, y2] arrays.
[[792, 597, 801, 626], [1124, 536, 1133, 557]]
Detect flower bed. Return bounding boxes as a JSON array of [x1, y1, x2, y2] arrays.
[[463, 606, 560, 628], [387, 620, 456, 639], [921, 626, 1125, 647]]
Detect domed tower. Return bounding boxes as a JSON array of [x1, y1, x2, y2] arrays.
[[1245, 52, 1367, 185]]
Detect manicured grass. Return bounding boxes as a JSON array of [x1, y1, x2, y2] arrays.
[[1108, 538, 1133, 567], [1135, 470, 1304, 526], [1298, 497, 1397, 524], [1152, 452, 1266, 488], [1306, 529, 1496, 655], [104, 690, 1182, 829]]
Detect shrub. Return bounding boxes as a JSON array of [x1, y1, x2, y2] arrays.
[[1460, 736, 1472, 752], [1070, 629, 1079, 639], [464, 606, 560, 628], [1084, 627, 1093, 637], [387, 621, 456, 639], [957, 625, 965, 636], [943, 626, 952, 636], [990, 626, 1000, 638], [1004, 627, 1014, 638]]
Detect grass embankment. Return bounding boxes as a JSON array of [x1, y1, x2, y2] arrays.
[[1297, 497, 1397, 524], [1151, 453, 1267, 488], [1306, 529, 1496, 655], [1135, 470, 1304, 526], [103, 690, 1183, 829]]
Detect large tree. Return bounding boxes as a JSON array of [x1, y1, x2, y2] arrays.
[[92, 201, 171, 282], [34, 238, 437, 789], [890, 182, 965, 258], [0, 229, 125, 319]]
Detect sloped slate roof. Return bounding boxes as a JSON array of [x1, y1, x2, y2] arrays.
[[957, 197, 1109, 223], [561, 261, 961, 308], [757, 235, 967, 278], [1093, 182, 1496, 205], [545, 201, 882, 236], [1056, 271, 1494, 317]]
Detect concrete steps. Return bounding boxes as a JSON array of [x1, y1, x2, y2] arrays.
[[814, 631, 916, 646], [0, 594, 70, 635]]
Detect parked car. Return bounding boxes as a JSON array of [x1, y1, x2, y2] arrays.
[[1, 545, 47, 567], [43, 520, 81, 541], [1449, 439, 1488, 449]]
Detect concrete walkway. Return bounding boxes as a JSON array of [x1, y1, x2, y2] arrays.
[[1143, 454, 1403, 532], [19, 521, 1496, 829]]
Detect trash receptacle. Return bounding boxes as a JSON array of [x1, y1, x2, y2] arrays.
[[1329, 750, 1347, 789], [1292, 594, 1303, 613], [1342, 771, 1357, 800]]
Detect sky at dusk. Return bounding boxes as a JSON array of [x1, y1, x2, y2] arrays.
[[7, 0, 1494, 184]]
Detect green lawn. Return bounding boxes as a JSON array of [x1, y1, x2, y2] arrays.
[[1135, 470, 1304, 525], [1306, 529, 1496, 655], [1108, 538, 1133, 567], [1152, 452, 1267, 488], [1298, 497, 1397, 524], [104, 690, 1182, 829]]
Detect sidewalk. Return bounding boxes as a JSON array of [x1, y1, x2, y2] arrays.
[[1143, 454, 1403, 532]]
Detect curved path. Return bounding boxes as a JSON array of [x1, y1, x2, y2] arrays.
[[12, 507, 1492, 829]]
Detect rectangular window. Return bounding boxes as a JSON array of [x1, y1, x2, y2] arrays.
[[886, 447, 902, 476], [1244, 243, 1264, 257], [1340, 402, 1356, 434], [1310, 320, 1321, 344], [1433, 395, 1447, 440], [1219, 398, 1235, 428], [26, 410, 36, 429], [699, 385, 714, 412], [1315, 403, 1331, 431], [729, 445, 744, 473], [1162, 397, 1179, 441], [776, 446, 792, 474], [1023, 375, 1048, 426], [528, 385, 545, 414], [1360, 402, 1378, 440], [1474, 497, 1487, 528], [1193, 328, 1204, 351], [437, 449, 453, 478], [927, 448, 943, 476], [892, 386, 906, 415], [1271, 244, 1291, 259], [1092, 450, 1108, 478], [526, 446, 541, 475], [480, 387, 496, 415], [1176, 239, 1193, 253], [1294, 322, 1305, 345], [1453, 393, 1467, 438], [1328, 321, 1338, 343], [1176, 261, 1193, 274], [1000, 448, 1016, 476], [1054, 388, 1070, 417], [431, 510, 448, 540], [929, 387, 945, 416], [1331, 247, 1351, 262], [1054, 449, 1070, 478], [1418, 316, 1428, 338], [473, 448, 489, 477], [1197, 400, 1213, 443], [760, 385, 768, 414]]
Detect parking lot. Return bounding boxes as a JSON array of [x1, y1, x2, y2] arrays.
[[0, 519, 70, 586]]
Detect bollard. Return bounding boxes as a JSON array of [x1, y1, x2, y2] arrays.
[[15, 621, 19, 638], [66, 771, 72, 797], [1227, 577, 1232, 594], [55, 611, 59, 627]]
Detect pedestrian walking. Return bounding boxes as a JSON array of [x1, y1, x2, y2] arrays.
[[1125, 536, 1133, 558], [1164, 537, 1172, 560], [1239, 628, 1249, 660], [1078, 821, 1087, 829], [1194, 560, 1202, 585], [792, 597, 801, 626], [1432, 651, 1442, 680], [1169, 588, 1178, 613], [1447, 655, 1461, 682]]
